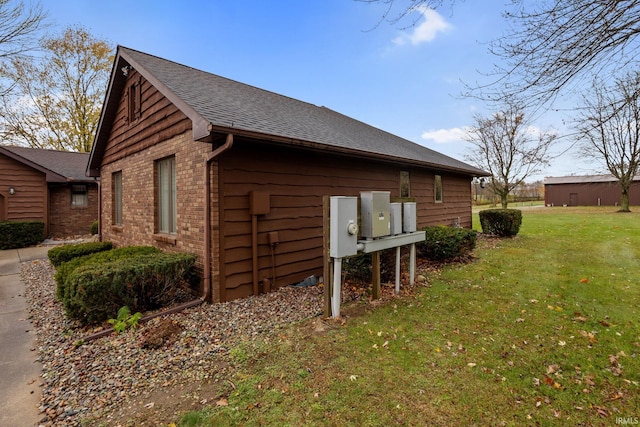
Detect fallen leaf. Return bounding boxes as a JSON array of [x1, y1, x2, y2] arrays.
[[216, 398, 229, 407], [144, 402, 155, 409], [467, 362, 477, 367], [349, 375, 357, 381], [580, 278, 589, 283], [599, 320, 611, 327]]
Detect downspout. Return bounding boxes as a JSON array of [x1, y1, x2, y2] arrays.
[[204, 133, 234, 302], [83, 133, 234, 343], [97, 178, 102, 242]]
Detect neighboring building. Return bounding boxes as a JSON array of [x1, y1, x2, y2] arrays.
[[0, 145, 98, 238], [544, 174, 640, 206], [87, 46, 487, 302]]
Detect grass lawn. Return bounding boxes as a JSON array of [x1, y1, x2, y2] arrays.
[[178, 207, 640, 426]]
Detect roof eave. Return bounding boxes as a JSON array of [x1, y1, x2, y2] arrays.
[[207, 125, 488, 177], [0, 146, 68, 182]]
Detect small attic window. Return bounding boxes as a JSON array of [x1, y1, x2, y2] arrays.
[[128, 78, 141, 123]]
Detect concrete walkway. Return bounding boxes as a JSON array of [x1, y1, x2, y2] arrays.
[[0, 246, 51, 427]]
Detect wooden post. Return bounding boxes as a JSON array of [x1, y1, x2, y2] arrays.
[[372, 251, 381, 300], [323, 196, 331, 317]]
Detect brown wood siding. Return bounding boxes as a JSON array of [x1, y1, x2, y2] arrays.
[[0, 153, 47, 231], [545, 181, 640, 206], [101, 70, 191, 167], [220, 139, 473, 300]]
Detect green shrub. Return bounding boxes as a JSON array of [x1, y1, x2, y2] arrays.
[[479, 209, 523, 237], [417, 225, 478, 261], [48, 241, 113, 267], [90, 220, 99, 235], [0, 221, 44, 249], [55, 245, 160, 301], [62, 251, 196, 325]]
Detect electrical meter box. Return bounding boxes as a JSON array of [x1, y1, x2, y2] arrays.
[[389, 202, 402, 235], [403, 202, 417, 233], [330, 196, 358, 258], [360, 191, 391, 239]]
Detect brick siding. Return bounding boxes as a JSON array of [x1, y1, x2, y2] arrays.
[[48, 184, 99, 238], [100, 130, 219, 299]]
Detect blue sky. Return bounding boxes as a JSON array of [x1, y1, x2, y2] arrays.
[[44, 0, 598, 180]]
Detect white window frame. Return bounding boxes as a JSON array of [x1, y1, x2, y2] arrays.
[[156, 157, 176, 234]]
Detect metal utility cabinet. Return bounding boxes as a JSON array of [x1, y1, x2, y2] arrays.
[[360, 191, 390, 239]]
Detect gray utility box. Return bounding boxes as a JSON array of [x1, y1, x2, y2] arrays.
[[403, 202, 417, 233], [330, 196, 359, 258], [390, 202, 402, 235], [360, 191, 391, 239]]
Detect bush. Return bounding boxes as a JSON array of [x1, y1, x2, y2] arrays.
[[0, 221, 44, 249], [479, 209, 523, 237], [55, 245, 160, 301], [61, 251, 196, 325], [417, 225, 478, 261], [90, 220, 99, 235], [48, 241, 113, 267]]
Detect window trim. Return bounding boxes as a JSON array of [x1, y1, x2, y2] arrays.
[[434, 175, 443, 203], [71, 184, 88, 208], [112, 171, 123, 226], [156, 156, 177, 235], [400, 171, 410, 198], [127, 78, 142, 123]]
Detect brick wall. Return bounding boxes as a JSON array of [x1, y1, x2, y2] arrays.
[[48, 184, 99, 238], [100, 130, 219, 298]]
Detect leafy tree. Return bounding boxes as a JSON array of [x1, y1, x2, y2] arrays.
[[575, 72, 640, 212], [0, 25, 113, 152], [465, 100, 556, 208]]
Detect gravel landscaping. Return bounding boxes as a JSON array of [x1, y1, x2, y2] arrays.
[[22, 258, 325, 426]]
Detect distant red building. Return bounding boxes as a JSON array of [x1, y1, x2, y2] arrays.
[[544, 175, 640, 206]]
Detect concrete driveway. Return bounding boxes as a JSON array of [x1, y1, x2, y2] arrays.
[[0, 246, 51, 427]]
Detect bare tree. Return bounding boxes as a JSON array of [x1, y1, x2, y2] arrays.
[[0, 26, 113, 152], [0, 0, 46, 61], [360, 1, 640, 110], [465, 101, 557, 208], [575, 72, 640, 212]]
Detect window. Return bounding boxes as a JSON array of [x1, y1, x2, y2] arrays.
[[400, 171, 410, 198], [112, 171, 122, 226], [434, 175, 443, 203], [128, 79, 141, 123], [71, 185, 88, 207], [156, 157, 176, 234]]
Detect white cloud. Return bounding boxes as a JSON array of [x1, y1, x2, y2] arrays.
[[421, 127, 470, 144], [393, 8, 452, 46]]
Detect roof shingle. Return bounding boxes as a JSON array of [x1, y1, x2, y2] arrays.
[[91, 46, 487, 177], [1, 145, 92, 182]]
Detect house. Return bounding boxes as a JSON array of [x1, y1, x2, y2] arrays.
[[87, 46, 487, 302], [0, 145, 98, 238], [544, 175, 640, 206]]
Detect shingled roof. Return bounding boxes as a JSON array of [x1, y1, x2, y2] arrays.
[[0, 145, 93, 182], [89, 46, 487, 177]]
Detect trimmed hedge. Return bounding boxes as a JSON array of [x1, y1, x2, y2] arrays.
[[90, 220, 99, 235], [48, 241, 113, 267], [60, 251, 196, 325], [55, 245, 160, 301], [417, 225, 478, 261], [0, 221, 44, 249], [479, 209, 523, 237]]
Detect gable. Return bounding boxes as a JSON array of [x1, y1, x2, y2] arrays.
[[100, 69, 191, 166], [89, 46, 488, 178]]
